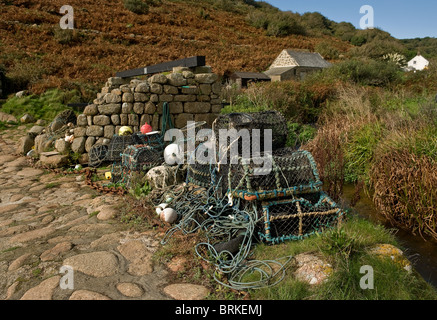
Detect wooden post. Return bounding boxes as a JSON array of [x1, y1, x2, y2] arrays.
[[263, 204, 271, 241], [296, 201, 303, 236]]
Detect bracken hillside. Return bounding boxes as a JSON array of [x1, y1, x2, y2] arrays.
[[0, 0, 353, 97]]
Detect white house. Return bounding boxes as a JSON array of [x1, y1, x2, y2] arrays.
[[407, 54, 429, 71]]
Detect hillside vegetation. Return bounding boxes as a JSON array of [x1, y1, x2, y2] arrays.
[[0, 0, 346, 98], [2, 0, 427, 100]]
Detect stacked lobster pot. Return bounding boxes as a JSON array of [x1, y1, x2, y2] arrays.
[[210, 111, 344, 244], [117, 132, 166, 187], [88, 133, 136, 185], [88, 101, 177, 186], [180, 121, 216, 188], [88, 131, 166, 186], [88, 133, 139, 168]]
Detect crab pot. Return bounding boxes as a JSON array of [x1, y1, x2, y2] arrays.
[[121, 144, 165, 172], [216, 148, 323, 201], [132, 132, 165, 149], [106, 135, 136, 163], [213, 111, 288, 156], [175, 121, 209, 159], [177, 121, 208, 143], [186, 160, 214, 188], [259, 192, 344, 244], [110, 162, 124, 184], [186, 141, 215, 188], [88, 144, 109, 168]]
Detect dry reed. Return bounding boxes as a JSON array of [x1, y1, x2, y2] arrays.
[[303, 119, 346, 202], [370, 149, 437, 240]]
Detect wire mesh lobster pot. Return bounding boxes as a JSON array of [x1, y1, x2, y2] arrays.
[[175, 121, 208, 154], [259, 192, 344, 244], [133, 131, 165, 149], [167, 121, 209, 168], [114, 145, 164, 186], [186, 163, 212, 188], [106, 135, 136, 162], [88, 144, 109, 168], [178, 121, 208, 141], [121, 144, 165, 172], [217, 148, 323, 201], [110, 162, 124, 185], [213, 111, 288, 155], [186, 142, 215, 188], [116, 132, 166, 186]]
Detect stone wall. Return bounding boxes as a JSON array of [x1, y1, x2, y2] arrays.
[[71, 66, 223, 158]]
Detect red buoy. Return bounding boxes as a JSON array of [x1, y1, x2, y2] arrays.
[[141, 123, 152, 134]]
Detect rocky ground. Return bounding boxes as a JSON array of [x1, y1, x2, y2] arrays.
[[0, 126, 210, 300], [1, 124, 420, 301]]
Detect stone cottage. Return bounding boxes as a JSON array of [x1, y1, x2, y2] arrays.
[[264, 49, 331, 81]]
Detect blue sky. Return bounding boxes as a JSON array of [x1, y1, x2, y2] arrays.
[[264, 0, 437, 39]]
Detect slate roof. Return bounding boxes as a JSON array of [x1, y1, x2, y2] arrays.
[[231, 72, 271, 80], [264, 66, 296, 76], [281, 50, 331, 68]]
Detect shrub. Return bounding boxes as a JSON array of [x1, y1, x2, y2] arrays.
[[214, 0, 238, 13], [246, 10, 269, 29], [146, 0, 162, 6], [6, 59, 49, 93], [213, 0, 262, 14], [333, 22, 356, 42], [300, 12, 333, 36], [333, 59, 402, 87], [286, 123, 317, 149], [349, 36, 406, 60], [315, 41, 339, 60], [123, 0, 149, 14], [350, 35, 367, 46], [402, 59, 437, 94], [383, 53, 407, 68], [224, 77, 338, 124], [246, 10, 306, 37], [265, 16, 300, 37], [53, 26, 83, 45], [222, 81, 295, 117]]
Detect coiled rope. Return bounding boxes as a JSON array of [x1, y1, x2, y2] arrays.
[[156, 185, 294, 291]]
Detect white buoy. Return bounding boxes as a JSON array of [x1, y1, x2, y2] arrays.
[[164, 143, 183, 166], [26, 149, 36, 157], [156, 203, 169, 215], [160, 208, 178, 224]]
